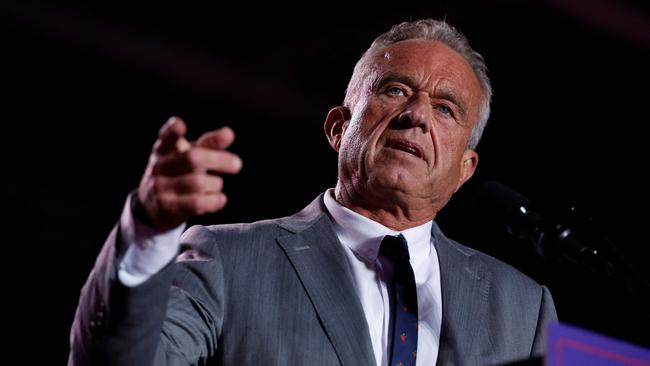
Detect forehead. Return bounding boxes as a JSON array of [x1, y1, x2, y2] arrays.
[[367, 39, 482, 103]]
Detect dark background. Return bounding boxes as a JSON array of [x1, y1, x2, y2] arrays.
[[1, 0, 649, 364]]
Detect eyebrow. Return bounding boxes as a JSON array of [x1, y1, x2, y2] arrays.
[[435, 85, 468, 121], [372, 73, 418, 93], [372, 72, 469, 121]]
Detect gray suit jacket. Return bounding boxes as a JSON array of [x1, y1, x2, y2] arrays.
[[69, 194, 557, 366]]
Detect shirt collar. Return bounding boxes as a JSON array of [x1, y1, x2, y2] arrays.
[[323, 189, 432, 263]]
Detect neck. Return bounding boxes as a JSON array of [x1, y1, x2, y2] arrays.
[[334, 183, 438, 231]]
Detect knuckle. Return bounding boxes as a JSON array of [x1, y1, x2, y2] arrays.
[[150, 156, 165, 175], [191, 196, 207, 214], [188, 175, 203, 190], [220, 154, 234, 168], [152, 179, 165, 194], [211, 156, 231, 173], [184, 149, 200, 168]]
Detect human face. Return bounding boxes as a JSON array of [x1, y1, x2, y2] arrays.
[[329, 39, 483, 216]]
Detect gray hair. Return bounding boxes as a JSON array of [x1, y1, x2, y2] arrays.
[[344, 19, 492, 149]]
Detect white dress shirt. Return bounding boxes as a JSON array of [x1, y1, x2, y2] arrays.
[[117, 195, 185, 287], [323, 190, 442, 366], [117, 190, 442, 365]]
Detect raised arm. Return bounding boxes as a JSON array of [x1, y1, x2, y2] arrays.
[[68, 117, 242, 366]]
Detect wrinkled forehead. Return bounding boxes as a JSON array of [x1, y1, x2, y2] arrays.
[[368, 40, 478, 86], [364, 39, 483, 116]]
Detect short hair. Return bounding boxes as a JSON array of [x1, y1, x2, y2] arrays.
[[344, 19, 492, 149]]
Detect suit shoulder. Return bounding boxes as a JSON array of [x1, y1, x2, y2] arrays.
[[448, 237, 544, 291], [182, 217, 286, 243]]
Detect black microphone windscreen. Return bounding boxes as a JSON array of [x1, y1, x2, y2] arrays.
[[473, 180, 531, 222]]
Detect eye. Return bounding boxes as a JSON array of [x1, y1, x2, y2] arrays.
[[385, 86, 405, 97], [435, 104, 452, 116]]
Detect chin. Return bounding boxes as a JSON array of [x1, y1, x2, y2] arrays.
[[367, 168, 426, 196]]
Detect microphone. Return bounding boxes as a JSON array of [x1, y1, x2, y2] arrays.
[[473, 181, 543, 250], [473, 180, 650, 299], [473, 181, 603, 269]]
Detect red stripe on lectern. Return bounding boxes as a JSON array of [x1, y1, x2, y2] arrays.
[[556, 337, 650, 366]]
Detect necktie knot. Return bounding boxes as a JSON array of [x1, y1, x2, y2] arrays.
[[380, 234, 410, 264]]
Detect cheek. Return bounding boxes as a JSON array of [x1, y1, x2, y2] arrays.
[[436, 120, 471, 150], [430, 126, 471, 175], [339, 123, 365, 169], [342, 99, 393, 168], [339, 125, 378, 180]]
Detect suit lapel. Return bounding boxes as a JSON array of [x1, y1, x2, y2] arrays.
[[434, 224, 493, 366], [277, 195, 376, 366]]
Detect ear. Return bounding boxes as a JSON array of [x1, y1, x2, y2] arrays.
[[455, 149, 479, 192], [324, 106, 351, 152]]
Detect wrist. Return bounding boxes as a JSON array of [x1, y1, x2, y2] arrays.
[[131, 193, 158, 229]]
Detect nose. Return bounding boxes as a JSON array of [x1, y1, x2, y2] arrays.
[[397, 92, 432, 133]]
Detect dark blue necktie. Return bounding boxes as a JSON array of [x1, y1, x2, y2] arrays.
[[380, 234, 418, 366]]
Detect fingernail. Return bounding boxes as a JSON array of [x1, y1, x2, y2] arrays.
[[176, 137, 191, 152], [165, 116, 177, 127], [233, 157, 243, 170]]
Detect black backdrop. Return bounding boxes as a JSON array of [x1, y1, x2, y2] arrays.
[[1, 0, 649, 364]]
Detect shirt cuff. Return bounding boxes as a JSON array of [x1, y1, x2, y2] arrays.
[[117, 194, 186, 287]]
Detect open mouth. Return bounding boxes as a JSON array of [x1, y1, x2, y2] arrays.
[[385, 139, 424, 160]]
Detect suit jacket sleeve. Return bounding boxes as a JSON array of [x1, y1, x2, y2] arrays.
[[531, 285, 557, 358], [68, 223, 223, 366]]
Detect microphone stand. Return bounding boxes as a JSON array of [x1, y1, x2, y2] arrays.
[[475, 180, 650, 303], [505, 199, 650, 303]]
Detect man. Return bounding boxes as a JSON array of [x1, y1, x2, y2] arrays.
[[69, 19, 557, 366]]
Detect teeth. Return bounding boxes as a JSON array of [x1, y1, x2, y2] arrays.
[[404, 147, 417, 155]]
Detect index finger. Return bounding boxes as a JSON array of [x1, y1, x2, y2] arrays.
[[155, 116, 188, 154], [196, 126, 235, 150]]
